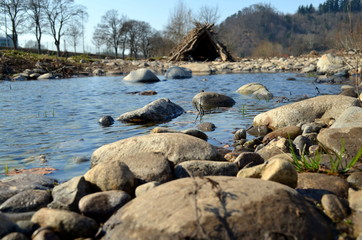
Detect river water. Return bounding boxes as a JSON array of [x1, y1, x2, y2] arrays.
[[0, 73, 341, 181]]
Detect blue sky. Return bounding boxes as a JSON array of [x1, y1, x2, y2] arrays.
[[21, 0, 327, 52]]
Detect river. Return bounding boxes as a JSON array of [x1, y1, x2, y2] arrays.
[[0, 73, 342, 181]]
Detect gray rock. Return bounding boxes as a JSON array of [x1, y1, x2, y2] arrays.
[[253, 95, 360, 130], [135, 181, 160, 197], [98, 115, 114, 127], [151, 127, 208, 141], [349, 188, 362, 211], [262, 126, 301, 143], [256, 137, 290, 160], [31, 208, 99, 239], [174, 160, 238, 178], [317, 127, 362, 163], [123, 68, 159, 82], [233, 152, 265, 169], [347, 172, 362, 189], [84, 161, 136, 194], [317, 54, 344, 74], [0, 190, 51, 213], [90, 133, 221, 166], [0, 213, 17, 238], [247, 125, 270, 137], [192, 91, 235, 110], [302, 122, 324, 134], [297, 173, 349, 201], [79, 190, 131, 223], [32, 228, 59, 240], [234, 129, 247, 141], [102, 177, 334, 240], [0, 174, 57, 205], [331, 106, 362, 129], [321, 194, 349, 222], [116, 98, 185, 123], [293, 135, 313, 154], [165, 66, 192, 79], [237, 82, 273, 100], [37, 73, 54, 80], [196, 122, 216, 131], [180, 63, 212, 75], [48, 176, 92, 212]]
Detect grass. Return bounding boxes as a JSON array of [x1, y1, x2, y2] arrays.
[[289, 139, 362, 174], [241, 104, 247, 117], [4, 163, 9, 174]]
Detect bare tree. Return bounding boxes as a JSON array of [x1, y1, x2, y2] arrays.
[[27, 0, 47, 53], [66, 21, 82, 52], [93, 10, 125, 58], [137, 21, 154, 58], [164, 0, 193, 44], [196, 5, 220, 25], [45, 0, 86, 56], [0, 0, 27, 49]]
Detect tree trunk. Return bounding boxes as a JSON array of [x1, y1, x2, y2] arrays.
[[55, 40, 61, 56]]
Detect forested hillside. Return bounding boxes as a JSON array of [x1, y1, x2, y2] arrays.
[[217, 1, 362, 58]]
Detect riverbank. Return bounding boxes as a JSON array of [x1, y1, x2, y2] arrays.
[[0, 49, 361, 81], [1, 50, 362, 239]]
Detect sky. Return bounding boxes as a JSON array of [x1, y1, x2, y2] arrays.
[[21, 0, 327, 52]]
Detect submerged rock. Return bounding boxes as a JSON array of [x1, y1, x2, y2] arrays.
[[123, 68, 159, 82], [165, 66, 192, 79]]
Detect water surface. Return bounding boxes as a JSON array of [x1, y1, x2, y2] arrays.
[[0, 73, 341, 181]]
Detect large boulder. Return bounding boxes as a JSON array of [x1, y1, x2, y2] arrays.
[[123, 68, 160, 82], [330, 106, 362, 129], [165, 66, 192, 79], [253, 95, 360, 130], [116, 98, 185, 123], [102, 177, 334, 240], [237, 82, 273, 100], [317, 127, 362, 163], [317, 54, 344, 74], [192, 91, 235, 110], [90, 133, 221, 166]]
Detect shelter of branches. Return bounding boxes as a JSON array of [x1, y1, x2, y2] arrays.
[[168, 24, 234, 62]]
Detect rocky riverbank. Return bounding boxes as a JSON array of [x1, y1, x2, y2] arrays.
[[1, 51, 362, 239]]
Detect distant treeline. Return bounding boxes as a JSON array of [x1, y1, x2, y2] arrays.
[[298, 0, 362, 14], [218, 0, 362, 58]]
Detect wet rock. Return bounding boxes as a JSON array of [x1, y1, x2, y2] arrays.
[[192, 91, 235, 110], [262, 125, 301, 143], [237, 82, 273, 100], [79, 190, 131, 223], [91, 133, 221, 166], [116, 98, 185, 123], [135, 181, 160, 197], [0, 190, 51, 213], [317, 54, 344, 74], [257, 137, 290, 160], [123, 68, 159, 82], [165, 66, 192, 79], [1, 232, 29, 240], [102, 177, 334, 240], [321, 194, 349, 222], [84, 161, 136, 195], [234, 129, 247, 141], [48, 176, 92, 212], [253, 95, 360, 130], [0, 174, 57, 205], [31, 208, 99, 239], [196, 122, 216, 131], [98, 115, 114, 127], [247, 125, 270, 137], [297, 173, 349, 201], [174, 160, 238, 178], [330, 106, 362, 129], [317, 127, 362, 163], [151, 127, 208, 141], [0, 213, 17, 238], [139, 90, 157, 95], [233, 152, 265, 169], [347, 172, 362, 189]]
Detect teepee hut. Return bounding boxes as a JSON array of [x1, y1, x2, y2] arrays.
[[168, 24, 234, 62]]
